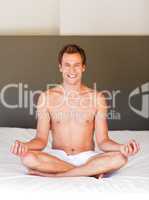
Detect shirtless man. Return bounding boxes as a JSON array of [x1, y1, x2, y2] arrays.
[[10, 44, 140, 178]]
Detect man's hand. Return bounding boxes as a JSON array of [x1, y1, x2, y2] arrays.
[[10, 140, 28, 156], [120, 139, 140, 157]]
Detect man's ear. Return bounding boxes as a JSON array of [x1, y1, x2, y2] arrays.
[[59, 64, 62, 72], [82, 65, 86, 72]]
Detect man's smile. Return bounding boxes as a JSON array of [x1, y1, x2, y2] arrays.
[[67, 74, 77, 79]]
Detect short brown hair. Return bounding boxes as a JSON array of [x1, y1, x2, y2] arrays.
[[58, 44, 86, 65]]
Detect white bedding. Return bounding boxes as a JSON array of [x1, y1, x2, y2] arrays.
[[0, 127, 149, 199]]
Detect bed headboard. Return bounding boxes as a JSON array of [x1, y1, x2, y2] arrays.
[[0, 36, 148, 130]]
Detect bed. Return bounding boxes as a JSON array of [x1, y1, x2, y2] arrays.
[[0, 127, 149, 199]]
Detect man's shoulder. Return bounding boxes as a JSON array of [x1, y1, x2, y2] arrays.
[[83, 86, 105, 98], [45, 85, 64, 97], [96, 91, 106, 99], [81, 85, 95, 95], [85, 88, 107, 110], [95, 91, 107, 111]]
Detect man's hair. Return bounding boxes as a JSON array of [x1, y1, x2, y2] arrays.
[[58, 44, 86, 65]]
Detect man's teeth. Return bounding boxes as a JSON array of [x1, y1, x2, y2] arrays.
[[68, 75, 76, 78]]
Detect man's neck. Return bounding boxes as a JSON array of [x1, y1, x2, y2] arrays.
[[61, 81, 83, 94]]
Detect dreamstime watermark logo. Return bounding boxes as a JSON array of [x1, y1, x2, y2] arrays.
[[128, 82, 149, 119]]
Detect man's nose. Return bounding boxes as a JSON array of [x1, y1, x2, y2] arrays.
[[69, 66, 76, 73]]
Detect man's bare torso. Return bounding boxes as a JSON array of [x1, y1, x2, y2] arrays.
[[46, 85, 98, 155]]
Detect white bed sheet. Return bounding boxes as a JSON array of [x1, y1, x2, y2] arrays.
[[0, 127, 149, 198]]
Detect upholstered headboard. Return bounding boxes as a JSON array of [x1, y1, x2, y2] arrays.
[[0, 36, 148, 130]]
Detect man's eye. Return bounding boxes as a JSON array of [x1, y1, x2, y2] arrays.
[[65, 64, 70, 67]]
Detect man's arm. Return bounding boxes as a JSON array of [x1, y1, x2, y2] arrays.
[[11, 91, 51, 156], [94, 92, 140, 156], [25, 91, 50, 150]]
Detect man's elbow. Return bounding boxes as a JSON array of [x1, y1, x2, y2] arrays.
[[97, 139, 109, 150]]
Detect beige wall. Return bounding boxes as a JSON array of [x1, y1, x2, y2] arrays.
[[0, 0, 148, 35], [60, 0, 149, 35], [0, 0, 59, 35]]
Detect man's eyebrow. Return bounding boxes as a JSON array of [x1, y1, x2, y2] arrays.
[[75, 62, 81, 65], [64, 62, 81, 65]]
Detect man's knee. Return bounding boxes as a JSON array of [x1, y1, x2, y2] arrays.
[[21, 152, 39, 169]]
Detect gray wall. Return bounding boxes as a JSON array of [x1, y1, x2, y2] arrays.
[[0, 36, 148, 130]]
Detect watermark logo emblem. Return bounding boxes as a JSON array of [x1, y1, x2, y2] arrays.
[[128, 82, 149, 119]]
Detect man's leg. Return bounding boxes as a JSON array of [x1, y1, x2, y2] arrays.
[[20, 151, 75, 174], [52, 151, 128, 177]]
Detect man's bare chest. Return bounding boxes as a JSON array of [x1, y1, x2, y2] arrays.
[[47, 92, 97, 124], [50, 108, 95, 124]]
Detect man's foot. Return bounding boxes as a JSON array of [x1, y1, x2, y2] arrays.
[[28, 169, 56, 177], [94, 173, 104, 179], [98, 173, 104, 179]]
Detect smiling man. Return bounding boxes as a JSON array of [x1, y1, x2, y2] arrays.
[[11, 44, 140, 178]]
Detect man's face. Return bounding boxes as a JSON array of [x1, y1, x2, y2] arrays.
[[59, 53, 85, 85]]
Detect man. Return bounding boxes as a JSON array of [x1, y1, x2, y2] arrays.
[[10, 44, 140, 178]]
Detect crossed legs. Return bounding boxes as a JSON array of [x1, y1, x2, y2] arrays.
[[21, 151, 75, 173], [20, 151, 127, 178]]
